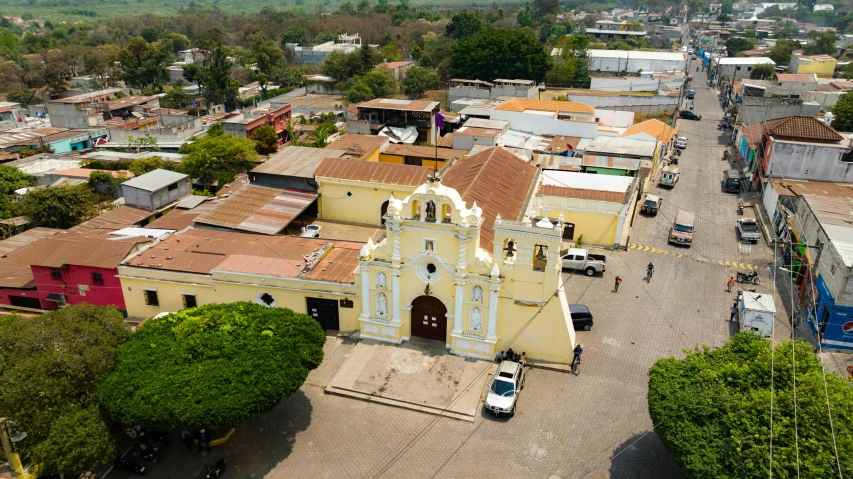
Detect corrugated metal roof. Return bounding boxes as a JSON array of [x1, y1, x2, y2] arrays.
[[194, 185, 318, 235], [541, 170, 634, 192], [494, 98, 595, 114], [314, 157, 431, 187], [121, 169, 189, 192], [175, 195, 208, 209], [325, 135, 389, 159], [383, 144, 468, 160], [70, 206, 158, 234], [441, 146, 537, 253], [13, 232, 150, 269], [356, 98, 439, 112], [586, 136, 657, 157], [251, 146, 346, 178], [0, 228, 60, 256]]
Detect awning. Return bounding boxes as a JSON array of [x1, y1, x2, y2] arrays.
[[45, 293, 64, 302]]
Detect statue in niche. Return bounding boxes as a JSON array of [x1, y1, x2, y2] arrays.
[[425, 201, 436, 222], [470, 307, 482, 331], [425, 240, 434, 252], [376, 272, 386, 288], [472, 285, 483, 302], [376, 292, 387, 316]]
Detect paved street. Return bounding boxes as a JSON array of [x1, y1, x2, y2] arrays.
[[116, 47, 797, 479]]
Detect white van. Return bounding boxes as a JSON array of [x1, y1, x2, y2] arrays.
[[737, 291, 776, 339]]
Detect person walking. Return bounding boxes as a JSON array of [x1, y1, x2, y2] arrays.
[[646, 263, 655, 282], [181, 429, 193, 451], [614, 275, 623, 292], [730, 302, 737, 322], [727, 277, 735, 292]]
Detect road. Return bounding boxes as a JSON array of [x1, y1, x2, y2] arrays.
[[113, 40, 793, 479]]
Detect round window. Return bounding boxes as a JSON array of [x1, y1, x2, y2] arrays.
[[426, 263, 437, 274]]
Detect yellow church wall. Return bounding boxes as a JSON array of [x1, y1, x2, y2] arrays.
[[535, 195, 626, 246], [316, 178, 418, 226], [378, 153, 404, 164]]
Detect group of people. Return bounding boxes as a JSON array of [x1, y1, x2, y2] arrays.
[[181, 428, 212, 454], [495, 348, 527, 366]]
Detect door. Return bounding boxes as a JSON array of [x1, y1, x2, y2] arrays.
[[563, 222, 575, 240], [410, 295, 448, 341], [9, 295, 42, 309], [306, 297, 339, 331], [380, 200, 389, 225]]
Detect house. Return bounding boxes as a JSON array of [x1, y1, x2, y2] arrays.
[[222, 103, 292, 141], [751, 116, 853, 189], [380, 61, 415, 82], [713, 57, 776, 85], [379, 144, 468, 169], [587, 50, 687, 74], [584, 135, 660, 167], [46, 90, 157, 130], [585, 28, 648, 40], [285, 33, 364, 65], [448, 79, 538, 103], [121, 169, 191, 211], [346, 98, 440, 143], [0, 102, 27, 131], [534, 171, 640, 247], [488, 98, 599, 138], [761, 179, 853, 350], [0, 228, 61, 310], [0, 127, 108, 154], [789, 52, 837, 78], [250, 146, 346, 191], [325, 134, 389, 162]]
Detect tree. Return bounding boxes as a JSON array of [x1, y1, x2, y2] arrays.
[[179, 134, 258, 187], [345, 81, 375, 104], [766, 39, 800, 66], [161, 84, 193, 109], [450, 27, 552, 82], [199, 46, 237, 109], [281, 27, 305, 46], [322, 50, 364, 82], [88, 170, 122, 196], [0, 305, 130, 476], [251, 125, 279, 154], [749, 63, 776, 80], [17, 184, 98, 229], [128, 156, 178, 176], [717, 13, 733, 23], [445, 12, 483, 40], [97, 302, 325, 430], [725, 37, 756, 57], [5, 88, 39, 108], [649, 333, 853, 478], [359, 43, 380, 76], [0, 164, 33, 195], [831, 91, 853, 131], [118, 37, 170, 90], [402, 66, 441, 98], [720, 0, 734, 15], [804, 30, 838, 55]]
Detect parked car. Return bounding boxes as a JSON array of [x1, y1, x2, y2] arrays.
[[641, 194, 662, 215], [680, 110, 701, 120], [659, 166, 679, 187], [569, 304, 594, 331], [688, 48, 694, 54], [737, 218, 761, 243], [560, 248, 606, 276], [675, 136, 688, 148], [484, 361, 525, 417], [686, 89, 695, 99], [723, 169, 741, 193], [668, 210, 696, 247]]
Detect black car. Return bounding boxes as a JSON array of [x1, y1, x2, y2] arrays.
[[569, 304, 594, 331], [680, 110, 702, 120]]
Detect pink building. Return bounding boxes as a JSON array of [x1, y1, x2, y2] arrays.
[[0, 228, 61, 310]]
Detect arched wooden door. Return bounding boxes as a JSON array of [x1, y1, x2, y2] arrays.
[[410, 295, 447, 341]]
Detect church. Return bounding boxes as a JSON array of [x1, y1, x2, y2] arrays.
[[117, 146, 576, 363]]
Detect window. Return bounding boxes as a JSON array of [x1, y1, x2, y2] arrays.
[[168, 183, 178, 191], [183, 294, 197, 308], [736, 66, 742, 71], [91, 272, 104, 284], [144, 289, 159, 306], [50, 269, 62, 279]]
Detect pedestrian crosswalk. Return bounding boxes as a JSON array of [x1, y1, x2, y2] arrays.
[[628, 243, 760, 270]]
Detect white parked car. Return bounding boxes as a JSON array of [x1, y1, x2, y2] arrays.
[[675, 137, 688, 149], [484, 361, 525, 417]]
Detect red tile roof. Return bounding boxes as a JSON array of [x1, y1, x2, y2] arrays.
[[441, 147, 537, 253], [764, 116, 843, 142]]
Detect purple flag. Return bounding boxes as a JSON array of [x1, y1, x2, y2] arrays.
[[435, 112, 444, 130]]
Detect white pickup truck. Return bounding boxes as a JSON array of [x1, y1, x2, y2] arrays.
[[560, 248, 607, 276], [737, 218, 761, 243]]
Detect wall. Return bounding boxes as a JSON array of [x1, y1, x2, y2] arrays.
[[533, 192, 635, 247], [307, 82, 342, 95], [736, 99, 822, 125], [45, 102, 95, 129], [317, 178, 418, 226], [790, 57, 837, 77], [562, 93, 678, 114], [588, 54, 686, 73], [108, 117, 203, 143], [803, 90, 843, 109], [0, 286, 49, 309], [448, 84, 537, 103], [489, 110, 600, 138], [452, 133, 497, 151], [768, 139, 853, 183], [593, 109, 635, 129], [33, 264, 128, 312], [589, 76, 668, 92], [47, 129, 108, 154]]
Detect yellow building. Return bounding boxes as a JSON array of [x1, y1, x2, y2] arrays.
[[324, 134, 388, 162], [788, 53, 837, 77], [534, 171, 639, 247], [119, 147, 579, 363]]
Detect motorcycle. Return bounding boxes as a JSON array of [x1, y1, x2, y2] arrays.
[[736, 271, 760, 285], [205, 458, 226, 479], [674, 148, 682, 156], [114, 458, 146, 476], [141, 444, 160, 464], [668, 155, 679, 165], [723, 151, 730, 161]]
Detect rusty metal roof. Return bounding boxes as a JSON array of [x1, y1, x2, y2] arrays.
[[123, 228, 363, 283], [383, 144, 468, 161], [144, 199, 222, 231], [0, 228, 60, 256], [12, 232, 150, 269], [356, 98, 439, 112], [0, 228, 62, 288], [494, 98, 595, 114], [314, 157, 431, 187], [441, 147, 537, 253], [194, 185, 318, 235], [70, 206, 158, 234], [325, 135, 389, 159], [764, 116, 843, 142], [251, 146, 345, 178]]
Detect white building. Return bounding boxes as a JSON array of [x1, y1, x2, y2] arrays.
[[488, 98, 634, 138], [714, 57, 776, 85], [587, 50, 687, 74]]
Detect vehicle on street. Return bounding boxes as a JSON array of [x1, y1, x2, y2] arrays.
[[688, 48, 693, 54], [206, 458, 226, 479], [560, 248, 606, 276], [723, 169, 741, 193], [679, 110, 701, 120], [668, 209, 695, 247], [569, 304, 594, 331], [736, 270, 760, 285], [300, 225, 321, 238], [681, 46, 688, 52], [659, 166, 680, 187], [641, 194, 662, 215], [675, 136, 687, 149], [736, 218, 761, 243], [736, 290, 775, 338], [484, 361, 525, 417], [686, 89, 695, 99]]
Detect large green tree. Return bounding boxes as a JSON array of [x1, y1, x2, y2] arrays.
[[649, 333, 853, 478], [726, 37, 756, 57], [179, 133, 258, 187], [445, 12, 483, 40], [831, 91, 853, 131], [5, 88, 39, 108], [0, 305, 131, 476], [97, 302, 326, 430], [401, 66, 441, 98], [0, 164, 34, 195], [17, 184, 98, 229], [450, 27, 552, 82], [765, 39, 800, 66], [749, 63, 776, 80], [804, 30, 838, 56], [251, 125, 279, 155], [118, 37, 170, 90], [199, 46, 238, 109]]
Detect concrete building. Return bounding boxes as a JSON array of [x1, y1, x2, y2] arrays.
[[0, 127, 108, 154], [736, 96, 822, 126], [448, 79, 538, 104], [285, 33, 364, 65], [488, 98, 599, 138], [0, 102, 28, 131], [587, 50, 687, 73], [121, 169, 191, 211], [788, 53, 837, 78], [347, 98, 439, 144], [713, 57, 776, 85], [222, 103, 292, 141], [45, 89, 143, 129], [585, 29, 648, 40], [305, 75, 341, 95], [380, 61, 415, 82]]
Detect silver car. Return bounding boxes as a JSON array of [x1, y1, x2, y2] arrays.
[[484, 361, 525, 417]]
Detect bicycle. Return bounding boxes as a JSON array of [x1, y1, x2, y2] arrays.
[[646, 269, 654, 282], [571, 356, 581, 376]]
